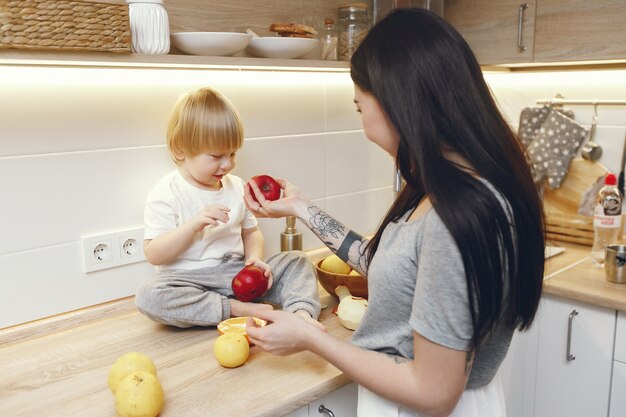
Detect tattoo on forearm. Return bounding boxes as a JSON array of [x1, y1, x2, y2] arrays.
[[307, 207, 346, 246], [306, 206, 370, 274], [337, 230, 361, 260]]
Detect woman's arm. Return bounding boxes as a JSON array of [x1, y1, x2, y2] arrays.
[[246, 310, 470, 417], [245, 179, 369, 275]]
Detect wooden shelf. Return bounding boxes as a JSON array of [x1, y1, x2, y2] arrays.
[[0, 49, 350, 72]]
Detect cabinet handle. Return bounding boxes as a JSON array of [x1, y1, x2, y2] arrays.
[[517, 3, 529, 51], [318, 405, 336, 417], [566, 309, 578, 361]]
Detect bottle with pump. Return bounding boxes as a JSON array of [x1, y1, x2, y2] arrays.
[[280, 216, 302, 251], [591, 173, 623, 265]]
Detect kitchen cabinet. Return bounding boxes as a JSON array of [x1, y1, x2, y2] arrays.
[[445, 0, 626, 65], [533, 0, 626, 63], [444, 0, 536, 65], [610, 361, 626, 417], [285, 383, 357, 417], [309, 382, 358, 417], [611, 312, 626, 417], [532, 295, 615, 417]]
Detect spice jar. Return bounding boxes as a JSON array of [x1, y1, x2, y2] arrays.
[[126, 0, 170, 55], [320, 18, 338, 61], [337, 2, 370, 61]]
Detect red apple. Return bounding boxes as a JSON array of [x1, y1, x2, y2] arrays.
[[231, 265, 269, 302], [250, 175, 281, 203]]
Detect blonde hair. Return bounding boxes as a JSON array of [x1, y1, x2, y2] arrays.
[[167, 87, 244, 165]]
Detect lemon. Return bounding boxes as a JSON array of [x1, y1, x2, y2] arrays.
[[115, 371, 164, 417], [349, 270, 361, 276], [320, 254, 351, 275], [213, 333, 250, 368], [108, 352, 157, 393]]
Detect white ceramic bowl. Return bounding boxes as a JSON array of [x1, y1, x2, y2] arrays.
[[246, 37, 319, 59], [170, 32, 251, 56]]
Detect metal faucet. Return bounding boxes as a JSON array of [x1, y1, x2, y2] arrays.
[[280, 216, 302, 251]]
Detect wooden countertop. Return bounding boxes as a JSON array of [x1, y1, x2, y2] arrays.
[[544, 243, 626, 311], [3, 244, 626, 417], [0, 288, 351, 417]]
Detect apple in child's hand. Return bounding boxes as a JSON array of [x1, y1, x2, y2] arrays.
[[250, 175, 281, 203], [232, 265, 269, 302]]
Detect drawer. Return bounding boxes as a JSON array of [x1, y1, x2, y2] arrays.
[[616, 311, 626, 363]]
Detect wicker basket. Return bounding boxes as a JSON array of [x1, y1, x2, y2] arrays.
[[0, 0, 131, 52]]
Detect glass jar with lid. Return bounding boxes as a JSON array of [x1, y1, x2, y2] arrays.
[[336, 2, 370, 61]]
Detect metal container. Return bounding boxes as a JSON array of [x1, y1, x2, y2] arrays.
[[280, 216, 302, 251], [604, 244, 626, 284]]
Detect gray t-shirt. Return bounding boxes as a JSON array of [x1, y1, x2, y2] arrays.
[[352, 196, 514, 389]]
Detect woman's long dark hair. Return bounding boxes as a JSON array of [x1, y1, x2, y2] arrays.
[[352, 9, 545, 347]]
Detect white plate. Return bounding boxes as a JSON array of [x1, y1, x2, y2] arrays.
[[171, 32, 251, 56], [246, 37, 319, 59]]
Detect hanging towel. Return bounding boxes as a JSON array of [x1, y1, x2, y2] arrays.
[[526, 110, 588, 189], [518, 105, 575, 148]]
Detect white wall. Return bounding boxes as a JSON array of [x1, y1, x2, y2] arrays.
[[0, 67, 394, 328], [485, 69, 626, 176], [2, 65, 626, 329]]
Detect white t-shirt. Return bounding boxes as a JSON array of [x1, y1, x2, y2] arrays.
[[144, 170, 258, 272]]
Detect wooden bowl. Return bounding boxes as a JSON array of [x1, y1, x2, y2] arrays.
[[314, 259, 368, 300]]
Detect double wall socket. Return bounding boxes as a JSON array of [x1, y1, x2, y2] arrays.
[[82, 228, 146, 273]]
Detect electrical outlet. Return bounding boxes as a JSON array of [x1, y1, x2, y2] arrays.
[[82, 228, 146, 273], [118, 229, 143, 260]]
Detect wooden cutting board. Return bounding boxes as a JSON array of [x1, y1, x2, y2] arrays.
[[543, 158, 608, 246]]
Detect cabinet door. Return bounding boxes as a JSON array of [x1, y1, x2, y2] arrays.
[[285, 406, 309, 417], [534, 0, 626, 62], [610, 361, 626, 417], [309, 383, 358, 417], [533, 295, 615, 417], [444, 0, 536, 65]]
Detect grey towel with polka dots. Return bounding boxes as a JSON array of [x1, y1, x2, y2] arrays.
[[526, 110, 588, 189]]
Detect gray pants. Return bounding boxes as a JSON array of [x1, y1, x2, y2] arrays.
[[135, 251, 321, 328]]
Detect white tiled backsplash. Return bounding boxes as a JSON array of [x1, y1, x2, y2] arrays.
[[1, 66, 626, 328]]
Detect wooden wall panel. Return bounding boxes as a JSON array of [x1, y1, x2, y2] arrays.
[[165, 0, 351, 35]]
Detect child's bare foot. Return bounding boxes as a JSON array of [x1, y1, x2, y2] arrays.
[[295, 310, 327, 332], [230, 299, 273, 317]]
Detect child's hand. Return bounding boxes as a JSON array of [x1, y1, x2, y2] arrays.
[[190, 205, 230, 232], [245, 256, 273, 289]]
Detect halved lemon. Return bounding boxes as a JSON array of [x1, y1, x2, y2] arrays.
[[217, 317, 267, 343]]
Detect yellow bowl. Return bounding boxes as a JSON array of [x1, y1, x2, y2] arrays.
[[217, 317, 266, 343], [315, 258, 368, 300]]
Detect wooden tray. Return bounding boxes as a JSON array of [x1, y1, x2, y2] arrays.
[[543, 158, 608, 246]]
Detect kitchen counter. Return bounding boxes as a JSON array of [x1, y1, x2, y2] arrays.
[[544, 243, 626, 312], [0, 285, 351, 417], [3, 244, 626, 417]]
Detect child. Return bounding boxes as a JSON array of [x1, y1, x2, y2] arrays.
[[135, 87, 321, 328]]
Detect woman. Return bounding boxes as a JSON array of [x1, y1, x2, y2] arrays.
[[244, 8, 544, 417]]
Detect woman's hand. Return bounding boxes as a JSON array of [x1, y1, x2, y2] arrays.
[[246, 309, 324, 356], [244, 179, 310, 219], [244, 256, 273, 289]]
